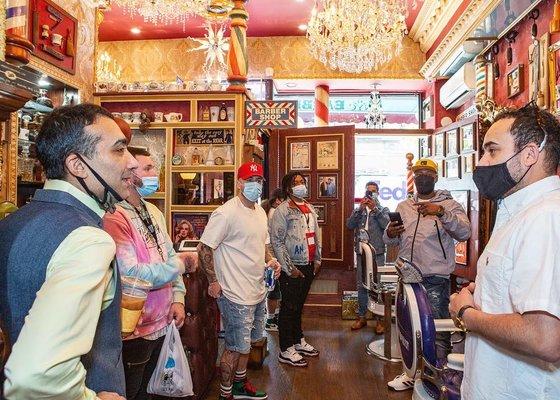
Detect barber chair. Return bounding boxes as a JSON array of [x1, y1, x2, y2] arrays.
[[359, 230, 401, 362], [394, 257, 464, 400]]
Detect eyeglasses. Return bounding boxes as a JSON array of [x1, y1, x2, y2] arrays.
[[520, 100, 548, 151]]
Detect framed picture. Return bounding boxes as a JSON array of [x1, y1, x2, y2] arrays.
[[439, 159, 446, 179], [419, 136, 430, 158], [318, 174, 338, 198], [213, 179, 224, 199], [445, 157, 461, 179], [446, 129, 458, 155], [422, 95, 433, 120], [434, 132, 445, 157], [301, 173, 311, 199], [462, 153, 476, 174], [171, 213, 209, 246], [450, 190, 470, 265], [460, 124, 475, 152], [317, 140, 339, 170], [290, 142, 311, 170], [507, 64, 524, 98], [312, 203, 326, 224]]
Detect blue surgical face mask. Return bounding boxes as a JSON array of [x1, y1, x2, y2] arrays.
[[136, 176, 159, 197], [292, 184, 307, 199], [243, 181, 263, 202]]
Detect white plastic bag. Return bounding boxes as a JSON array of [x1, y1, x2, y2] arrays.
[[147, 321, 194, 397]]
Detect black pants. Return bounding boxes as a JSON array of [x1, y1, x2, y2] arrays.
[[278, 263, 314, 352], [122, 335, 167, 400]]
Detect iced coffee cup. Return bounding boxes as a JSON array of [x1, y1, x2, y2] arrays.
[[121, 275, 152, 337]]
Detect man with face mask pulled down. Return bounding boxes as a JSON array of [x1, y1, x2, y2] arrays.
[[198, 162, 281, 400], [383, 158, 471, 391], [449, 104, 560, 400], [103, 146, 190, 400]]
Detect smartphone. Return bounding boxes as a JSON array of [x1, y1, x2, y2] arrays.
[[365, 190, 373, 199], [388, 212, 404, 226]]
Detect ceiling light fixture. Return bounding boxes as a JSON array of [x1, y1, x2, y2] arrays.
[[130, 27, 141, 34], [114, 0, 209, 26], [307, 0, 408, 73], [298, 24, 307, 31]]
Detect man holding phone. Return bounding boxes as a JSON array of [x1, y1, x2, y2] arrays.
[[346, 181, 390, 331], [383, 158, 471, 391]]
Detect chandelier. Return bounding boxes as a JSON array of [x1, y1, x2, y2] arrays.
[[364, 84, 386, 129], [306, 0, 408, 73], [113, 0, 209, 25]]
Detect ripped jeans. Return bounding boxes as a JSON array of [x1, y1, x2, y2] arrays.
[[422, 276, 451, 359]]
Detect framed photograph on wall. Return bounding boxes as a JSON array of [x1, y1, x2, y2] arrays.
[[507, 64, 524, 98], [317, 140, 339, 170], [419, 136, 430, 158], [446, 129, 458, 155], [301, 173, 311, 199], [312, 203, 326, 224], [318, 174, 338, 198], [460, 124, 475, 152], [463, 153, 476, 174], [446, 157, 461, 180], [290, 142, 311, 170], [422, 95, 433, 120], [434, 132, 445, 157], [171, 213, 209, 246]]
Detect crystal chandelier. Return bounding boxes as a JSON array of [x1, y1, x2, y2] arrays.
[[189, 21, 230, 84], [365, 84, 386, 129], [306, 0, 408, 73], [113, 0, 209, 25]]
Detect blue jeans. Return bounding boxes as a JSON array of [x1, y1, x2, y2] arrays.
[[356, 252, 386, 317], [422, 276, 451, 359], [217, 296, 266, 354]]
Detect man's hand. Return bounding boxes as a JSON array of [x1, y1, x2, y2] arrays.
[[167, 302, 186, 329], [267, 258, 282, 279], [449, 282, 477, 320], [415, 202, 444, 217], [313, 261, 321, 275], [386, 220, 405, 238], [360, 198, 375, 211], [290, 268, 305, 278], [97, 392, 126, 400], [208, 281, 222, 298]]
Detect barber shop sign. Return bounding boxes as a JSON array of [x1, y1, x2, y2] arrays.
[[245, 101, 298, 128]]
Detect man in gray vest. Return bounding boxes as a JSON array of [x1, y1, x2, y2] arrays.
[[0, 104, 138, 399]]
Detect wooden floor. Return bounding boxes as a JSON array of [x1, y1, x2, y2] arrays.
[[206, 316, 411, 400]]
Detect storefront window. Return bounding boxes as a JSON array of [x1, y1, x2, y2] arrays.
[[275, 93, 420, 129], [355, 135, 424, 211]]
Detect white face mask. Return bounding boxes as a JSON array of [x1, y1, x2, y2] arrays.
[[292, 184, 307, 198]]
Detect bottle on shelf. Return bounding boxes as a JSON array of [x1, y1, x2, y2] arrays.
[[18, 145, 34, 182], [205, 145, 215, 166], [201, 104, 211, 122], [191, 147, 201, 165], [218, 102, 228, 121]]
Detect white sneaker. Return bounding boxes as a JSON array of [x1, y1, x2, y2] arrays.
[[294, 338, 319, 357], [387, 372, 415, 391], [278, 346, 308, 367]]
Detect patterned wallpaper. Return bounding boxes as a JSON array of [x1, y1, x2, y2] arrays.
[[28, 0, 97, 100], [98, 35, 425, 82]]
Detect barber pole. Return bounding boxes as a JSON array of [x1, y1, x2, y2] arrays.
[[227, 0, 249, 92], [406, 153, 414, 197], [314, 84, 329, 126], [474, 55, 487, 101], [6, 0, 27, 38]]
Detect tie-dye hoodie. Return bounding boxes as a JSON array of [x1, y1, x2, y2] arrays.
[[103, 200, 186, 339]]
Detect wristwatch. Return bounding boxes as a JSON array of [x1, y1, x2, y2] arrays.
[[456, 305, 475, 331], [436, 205, 445, 218]]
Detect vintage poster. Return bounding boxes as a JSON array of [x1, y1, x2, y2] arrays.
[[290, 142, 311, 170], [317, 140, 338, 170]]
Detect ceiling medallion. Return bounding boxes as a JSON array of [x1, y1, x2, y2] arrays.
[[306, 0, 408, 73]]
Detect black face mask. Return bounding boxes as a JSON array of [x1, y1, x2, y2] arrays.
[[76, 155, 124, 213], [473, 147, 532, 201], [414, 175, 435, 195]]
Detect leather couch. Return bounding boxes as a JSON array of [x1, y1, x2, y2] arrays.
[[180, 253, 218, 400]]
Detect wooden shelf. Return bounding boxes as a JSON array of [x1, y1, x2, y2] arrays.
[[126, 121, 236, 129], [170, 205, 221, 213], [171, 165, 235, 173], [144, 191, 166, 199]]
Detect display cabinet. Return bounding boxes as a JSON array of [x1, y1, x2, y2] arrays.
[[94, 91, 250, 240]]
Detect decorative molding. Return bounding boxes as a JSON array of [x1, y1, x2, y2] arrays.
[[98, 35, 425, 82], [410, 0, 463, 53], [420, 0, 502, 79]]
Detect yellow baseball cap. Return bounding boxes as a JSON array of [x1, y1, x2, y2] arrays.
[[411, 158, 438, 173]]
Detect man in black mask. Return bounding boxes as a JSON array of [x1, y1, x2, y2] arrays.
[[449, 104, 560, 399], [383, 158, 471, 391]]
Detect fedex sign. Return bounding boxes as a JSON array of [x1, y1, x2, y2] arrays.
[[356, 176, 408, 211]]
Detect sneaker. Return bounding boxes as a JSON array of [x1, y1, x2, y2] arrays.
[[265, 318, 278, 332], [351, 317, 367, 330], [294, 338, 319, 357], [232, 379, 267, 400], [278, 346, 308, 367], [387, 372, 415, 391]]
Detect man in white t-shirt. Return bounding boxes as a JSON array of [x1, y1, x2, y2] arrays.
[[198, 161, 281, 400], [449, 104, 560, 399]]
